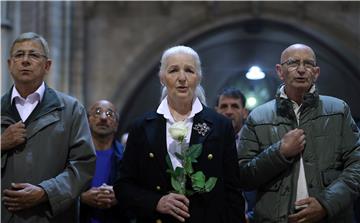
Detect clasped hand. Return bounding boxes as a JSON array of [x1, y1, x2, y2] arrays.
[[2, 183, 47, 212], [288, 197, 327, 223], [81, 184, 117, 209], [1, 121, 26, 151], [280, 128, 306, 158]]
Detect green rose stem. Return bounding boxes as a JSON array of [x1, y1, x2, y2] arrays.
[[167, 121, 217, 197], [179, 141, 186, 195]]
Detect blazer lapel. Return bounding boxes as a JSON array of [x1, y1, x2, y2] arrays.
[[144, 113, 170, 184]]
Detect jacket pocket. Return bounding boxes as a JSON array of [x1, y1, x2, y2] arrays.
[[321, 169, 341, 187]]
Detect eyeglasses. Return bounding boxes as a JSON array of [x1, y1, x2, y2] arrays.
[[92, 108, 116, 120], [281, 59, 316, 71], [11, 51, 47, 62]]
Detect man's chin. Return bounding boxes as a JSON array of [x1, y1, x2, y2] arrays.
[[292, 81, 312, 89], [94, 130, 113, 137]]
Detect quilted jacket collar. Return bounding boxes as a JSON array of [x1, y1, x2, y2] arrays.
[[275, 84, 319, 121]]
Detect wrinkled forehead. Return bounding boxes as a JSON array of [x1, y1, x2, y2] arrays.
[[11, 40, 45, 54], [282, 46, 316, 62], [219, 95, 243, 105], [91, 101, 116, 112], [165, 52, 196, 66]]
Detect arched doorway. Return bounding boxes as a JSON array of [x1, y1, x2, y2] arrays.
[[117, 18, 360, 135]]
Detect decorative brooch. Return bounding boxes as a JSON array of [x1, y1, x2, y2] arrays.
[[193, 122, 210, 136]]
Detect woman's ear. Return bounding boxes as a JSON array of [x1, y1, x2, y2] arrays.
[[160, 79, 165, 86], [159, 73, 166, 87], [196, 74, 202, 86]]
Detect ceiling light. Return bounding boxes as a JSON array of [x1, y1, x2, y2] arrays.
[[246, 66, 265, 80], [247, 96, 257, 109]]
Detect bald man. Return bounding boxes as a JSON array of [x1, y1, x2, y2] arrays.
[[237, 44, 360, 223], [80, 100, 130, 223]]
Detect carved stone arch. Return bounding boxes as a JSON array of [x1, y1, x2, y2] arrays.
[[115, 14, 359, 135]]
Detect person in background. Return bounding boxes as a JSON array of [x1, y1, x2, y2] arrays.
[[1, 32, 96, 223], [215, 87, 256, 223], [114, 45, 245, 223], [215, 87, 248, 152], [238, 43, 360, 223], [80, 99, 130, 223], [120, 132, 129, 150]]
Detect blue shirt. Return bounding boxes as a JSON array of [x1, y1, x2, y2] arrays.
[[90, 148, 114, 223], [91, 148, 114, 187], [80, 141, 125, 223]]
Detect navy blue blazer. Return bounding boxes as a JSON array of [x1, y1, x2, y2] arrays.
[[114, 106, 245, 223]]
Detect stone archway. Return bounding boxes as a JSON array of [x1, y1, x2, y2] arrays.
[[116, 15, 359, 135]]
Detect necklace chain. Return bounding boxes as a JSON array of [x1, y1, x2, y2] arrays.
[[173, 115, 187, 122]]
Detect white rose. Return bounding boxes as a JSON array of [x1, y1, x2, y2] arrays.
[[169, 121, 188, 142]]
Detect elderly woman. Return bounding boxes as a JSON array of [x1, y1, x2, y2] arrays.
[[114, 46, 245, 223]]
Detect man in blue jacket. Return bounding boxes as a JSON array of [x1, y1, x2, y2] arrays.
[[80, 100, 129, 223]]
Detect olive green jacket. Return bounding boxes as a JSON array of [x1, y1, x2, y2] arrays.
[[238, 86, 360, 223], [1, 85, 96, 223]]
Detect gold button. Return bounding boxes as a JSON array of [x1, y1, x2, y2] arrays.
[[156, 219, 162, 223], [156, 185, 161, 191], [207, 154, 213, 160], [149, 153, 154, 158]]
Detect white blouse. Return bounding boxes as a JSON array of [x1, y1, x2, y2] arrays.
[[156, 96, 203, 169]]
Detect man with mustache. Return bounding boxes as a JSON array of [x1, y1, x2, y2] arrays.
[[238, 44, 360, 223], [80, 100, 130, 223]]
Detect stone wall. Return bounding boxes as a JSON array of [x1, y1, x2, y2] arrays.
[[2, 1, 359, 133]]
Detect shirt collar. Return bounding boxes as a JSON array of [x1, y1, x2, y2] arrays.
[[11, 82, 45, 103], [279, 84, 316, 113], [157, 96, 203, 123], [279, 84, 316, 100]]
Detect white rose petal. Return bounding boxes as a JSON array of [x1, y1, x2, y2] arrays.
[[169, 121, 188, 142]]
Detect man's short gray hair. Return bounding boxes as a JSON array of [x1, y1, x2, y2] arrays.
[[10, 32, 50, 58]]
